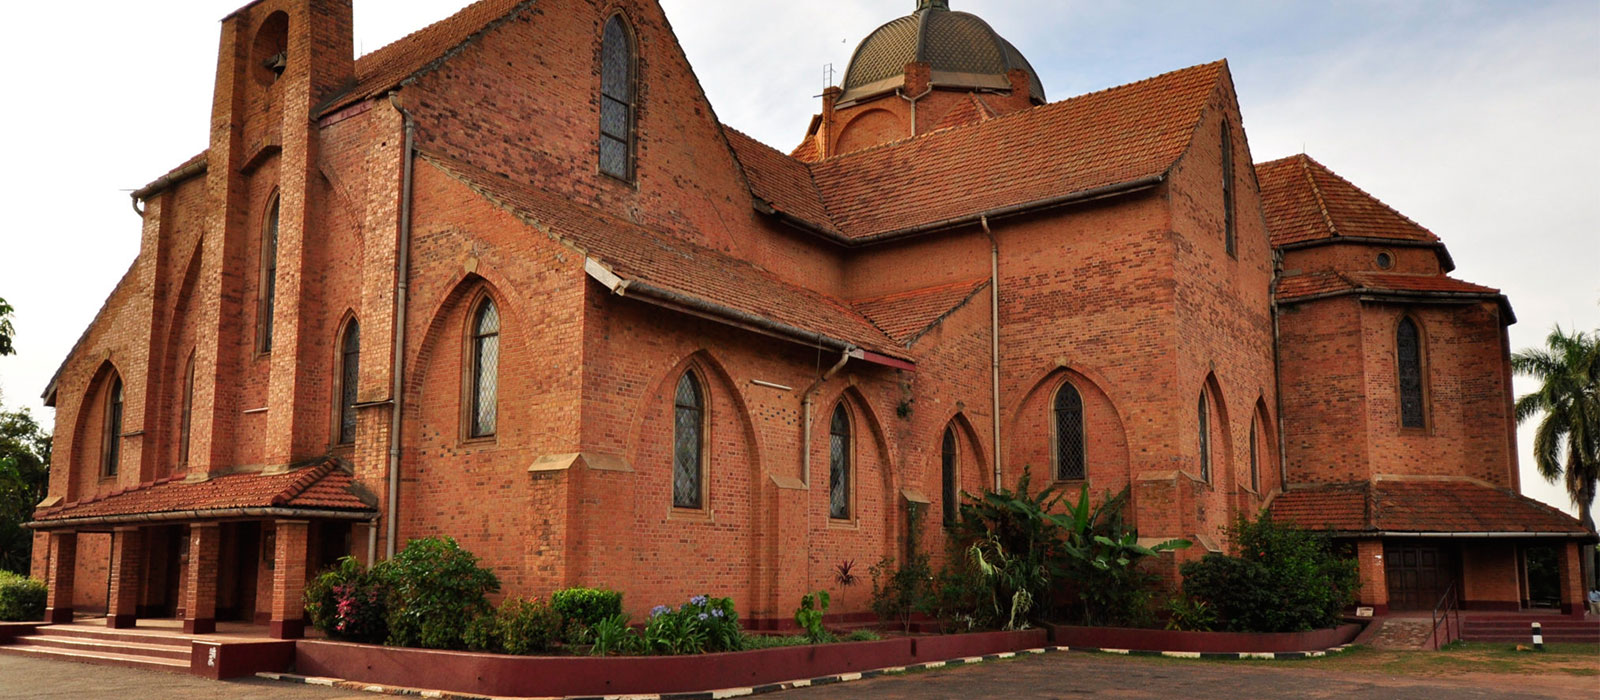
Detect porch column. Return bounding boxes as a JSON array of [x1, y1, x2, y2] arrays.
[[182, 523, 220, 634], [43, 532, 77, 624], [1558, 540, 1585, 616], [1357, 539, 1390, 616], [269, 520, 311, 639], [106, 527, 144, 628]]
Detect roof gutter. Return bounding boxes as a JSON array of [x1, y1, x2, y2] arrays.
[[27, 506, 377, 531], [130, 160, 209, 216], [1370, 530, 1593, 539], [583, 258, 914, 371], [760, 174, 1165, 249]]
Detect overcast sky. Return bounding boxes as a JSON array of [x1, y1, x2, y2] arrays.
[[0, 1, 1595, 515]]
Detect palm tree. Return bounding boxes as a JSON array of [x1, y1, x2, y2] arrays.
[[1512, 325, 1600, 588]]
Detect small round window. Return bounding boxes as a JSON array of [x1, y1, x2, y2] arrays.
[[1376, 251, 1394, 270]]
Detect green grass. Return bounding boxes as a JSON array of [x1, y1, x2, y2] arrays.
[[1105, 640, 1600, 677]]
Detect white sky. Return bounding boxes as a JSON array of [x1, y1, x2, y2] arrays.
[[0, 1, 1595, 516]]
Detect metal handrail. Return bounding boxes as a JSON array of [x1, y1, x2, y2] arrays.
[[1429, 582, 1460, 650]]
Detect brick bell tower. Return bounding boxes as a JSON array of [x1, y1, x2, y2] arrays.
[[793, 0, 1045, 161], [186, 0, 355, 476]]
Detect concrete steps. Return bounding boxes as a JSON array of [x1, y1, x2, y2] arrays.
[[1460, 617, 1599, 644], [0, 623, 194, 673]]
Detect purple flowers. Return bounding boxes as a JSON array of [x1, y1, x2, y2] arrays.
[[650, 605, 671, 619], [697, 612, 709, 621], [689, 594, 708, 606], [711, 608, 725, 618]]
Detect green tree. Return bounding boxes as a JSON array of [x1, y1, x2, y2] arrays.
[[0, 409, 51, 574], [0, 296, 15, 357], [1512, 325, 1600, 585]]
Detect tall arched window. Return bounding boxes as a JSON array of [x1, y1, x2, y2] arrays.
[[829, 403, 851, 520], [673, 371, 704, 509], [599, 15, 636, 180], [1222, 119, 1236, 258], [103, 376, 124, 478], [1248, 415, 1259, 492], [1397, 317, 1426, 429], [1197, 390, 1211, 483], [941, 425, 958, 528], [1053, 382, 1085, 480], [468, 297, 500, 438], [259, 196, 280, 353], [336, 320, 360, 445], [179, 353, 195, 467]]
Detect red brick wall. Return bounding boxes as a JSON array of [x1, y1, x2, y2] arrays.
[[1461, 541, 1519, 606], [1278, 296, 1372, 484]]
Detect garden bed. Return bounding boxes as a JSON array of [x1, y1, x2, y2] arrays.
[[1045, 622, 1363, 653], [292, 628, 1048, 697]]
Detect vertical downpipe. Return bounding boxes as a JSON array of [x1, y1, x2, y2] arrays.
[[385, 94, 417, 560], [1270, 250, 1289, 492], [983, 216, 1002, 490]]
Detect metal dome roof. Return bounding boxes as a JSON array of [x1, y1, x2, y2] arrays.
[[839, 1, 1046, 104]]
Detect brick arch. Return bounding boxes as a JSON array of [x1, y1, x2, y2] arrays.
[[625, 348, 763, 481], [835, 107, 906, 155], [159, 242, 204, 476], [404, 268, 534, 403], [69, 359, 123, 502], [1197, 371, 1234, 487], [1249, 395, 1278, 495], [1007, 366, 1132, 496], [928, 411, 989, 542], [810, 383, 900, 597]]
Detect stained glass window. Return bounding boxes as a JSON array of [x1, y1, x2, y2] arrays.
[[1398, 317, 1425, 428], [180, 354, 194, 466], [600, 16, 634, 180], [1249, 415, 1259, 492], [469, 298, 500, 438], [260, 197, 280, 353], [104, 377, 123, 478], [941, 426, 958, 527], [673, 372, 704, 508], [338, 320, 360, 445], [1197, 391, 1211, 483], [1054, 383, 1085, 480], [1222, 120, 1236, 258], [829, 403, 851, 519]]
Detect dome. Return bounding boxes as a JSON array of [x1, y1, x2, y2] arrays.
[[839, 0, 1046, 104]]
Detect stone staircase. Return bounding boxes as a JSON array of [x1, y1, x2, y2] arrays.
[[0, 623, 192, 673], [1460, 615, 1599, 644]]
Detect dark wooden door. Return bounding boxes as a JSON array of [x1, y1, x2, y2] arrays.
[[1385, 542, 1458, 610]]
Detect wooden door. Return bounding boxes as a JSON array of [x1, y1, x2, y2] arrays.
[[1385, 542, 1458, 610]]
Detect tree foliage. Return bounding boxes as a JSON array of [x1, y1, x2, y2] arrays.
[[1512, 325, 1600, 532], [0, 296, 15, 357], [0, 409, 51, 574], [1179, 514, 1358, 633]]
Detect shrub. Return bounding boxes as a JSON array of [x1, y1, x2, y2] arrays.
[[381, 537, 500, 650], [492, 598, 564, 655], [642, 594, 741, 655], [844, 628, 881, 642], [794, 590, 833, 643], [0, 570, 45, 622], [590, 612, 638, 656], [1179, 514, 1359, 633], [868, 553, 930, 633], [304, 557, 389, 643], [1163, 595, 1217, 632], [552, 587, 623, 643]]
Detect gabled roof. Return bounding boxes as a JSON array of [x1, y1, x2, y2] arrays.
[[421, 152, 909, 362], [1256, 154, 1440, 248], [32, 460, 373, 527], [852, 278, 989, 346], [728, 61, 1226, 242], [1269, 479, 1589, 537]]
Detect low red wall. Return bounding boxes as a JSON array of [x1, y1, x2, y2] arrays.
[[191, 640, 298, 680], [0, 622, 40, 645], [1045, 623, 1362, 653], [294, 628, 1049, 697]]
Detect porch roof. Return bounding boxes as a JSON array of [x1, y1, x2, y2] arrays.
[[30, 460, 375, 529], [1269, 479, 1592, 538]]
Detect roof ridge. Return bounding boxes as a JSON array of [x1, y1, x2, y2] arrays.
[[272, 460, 336, 506], [817, 60, 1227, 165], [849, 277, 989, 305], [1298, 154, 1341, 239], [722, 125, 841, 229], [1299, 154, 1440, 242]]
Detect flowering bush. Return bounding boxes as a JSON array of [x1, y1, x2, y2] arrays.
[[304, 557, 389, 643], [642, 594, 741, 654], [383, 537, 501, 650]]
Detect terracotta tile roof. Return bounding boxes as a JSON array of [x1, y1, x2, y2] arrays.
[[931, 94, 998, 131], [421, 152, 908, 360], [851, 278, 989, 345], [723, 127, 838, 234], [1270, 480, 1589, 536], [1257, 154, 1439, 248], [1275, 271, 1501, 303], [33, 460, 373, 524], [729, 61, 1226, 239], [325, 0, 532, 114]]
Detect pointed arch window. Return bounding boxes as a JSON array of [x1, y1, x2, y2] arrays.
[[337, 320, 360, 445], [259, 196, 280, 353], [1397, 317, 1426, 428], [468, 297, 500, 438], [599, 15, 636, 180], [1053, 382, 1085, 481], [102, 376, 124, 478], [1197, 390, 1211, 483], [1248, 414, 1259, 492], [179, 353, 195, 467], [941, 425, 958, 528], [673, 371, 705, 509], [829, 403, 851, 520], [1222, 120, 1236, 258]]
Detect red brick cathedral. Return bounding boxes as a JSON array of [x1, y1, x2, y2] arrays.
[[30, 0, 1589, 637]]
